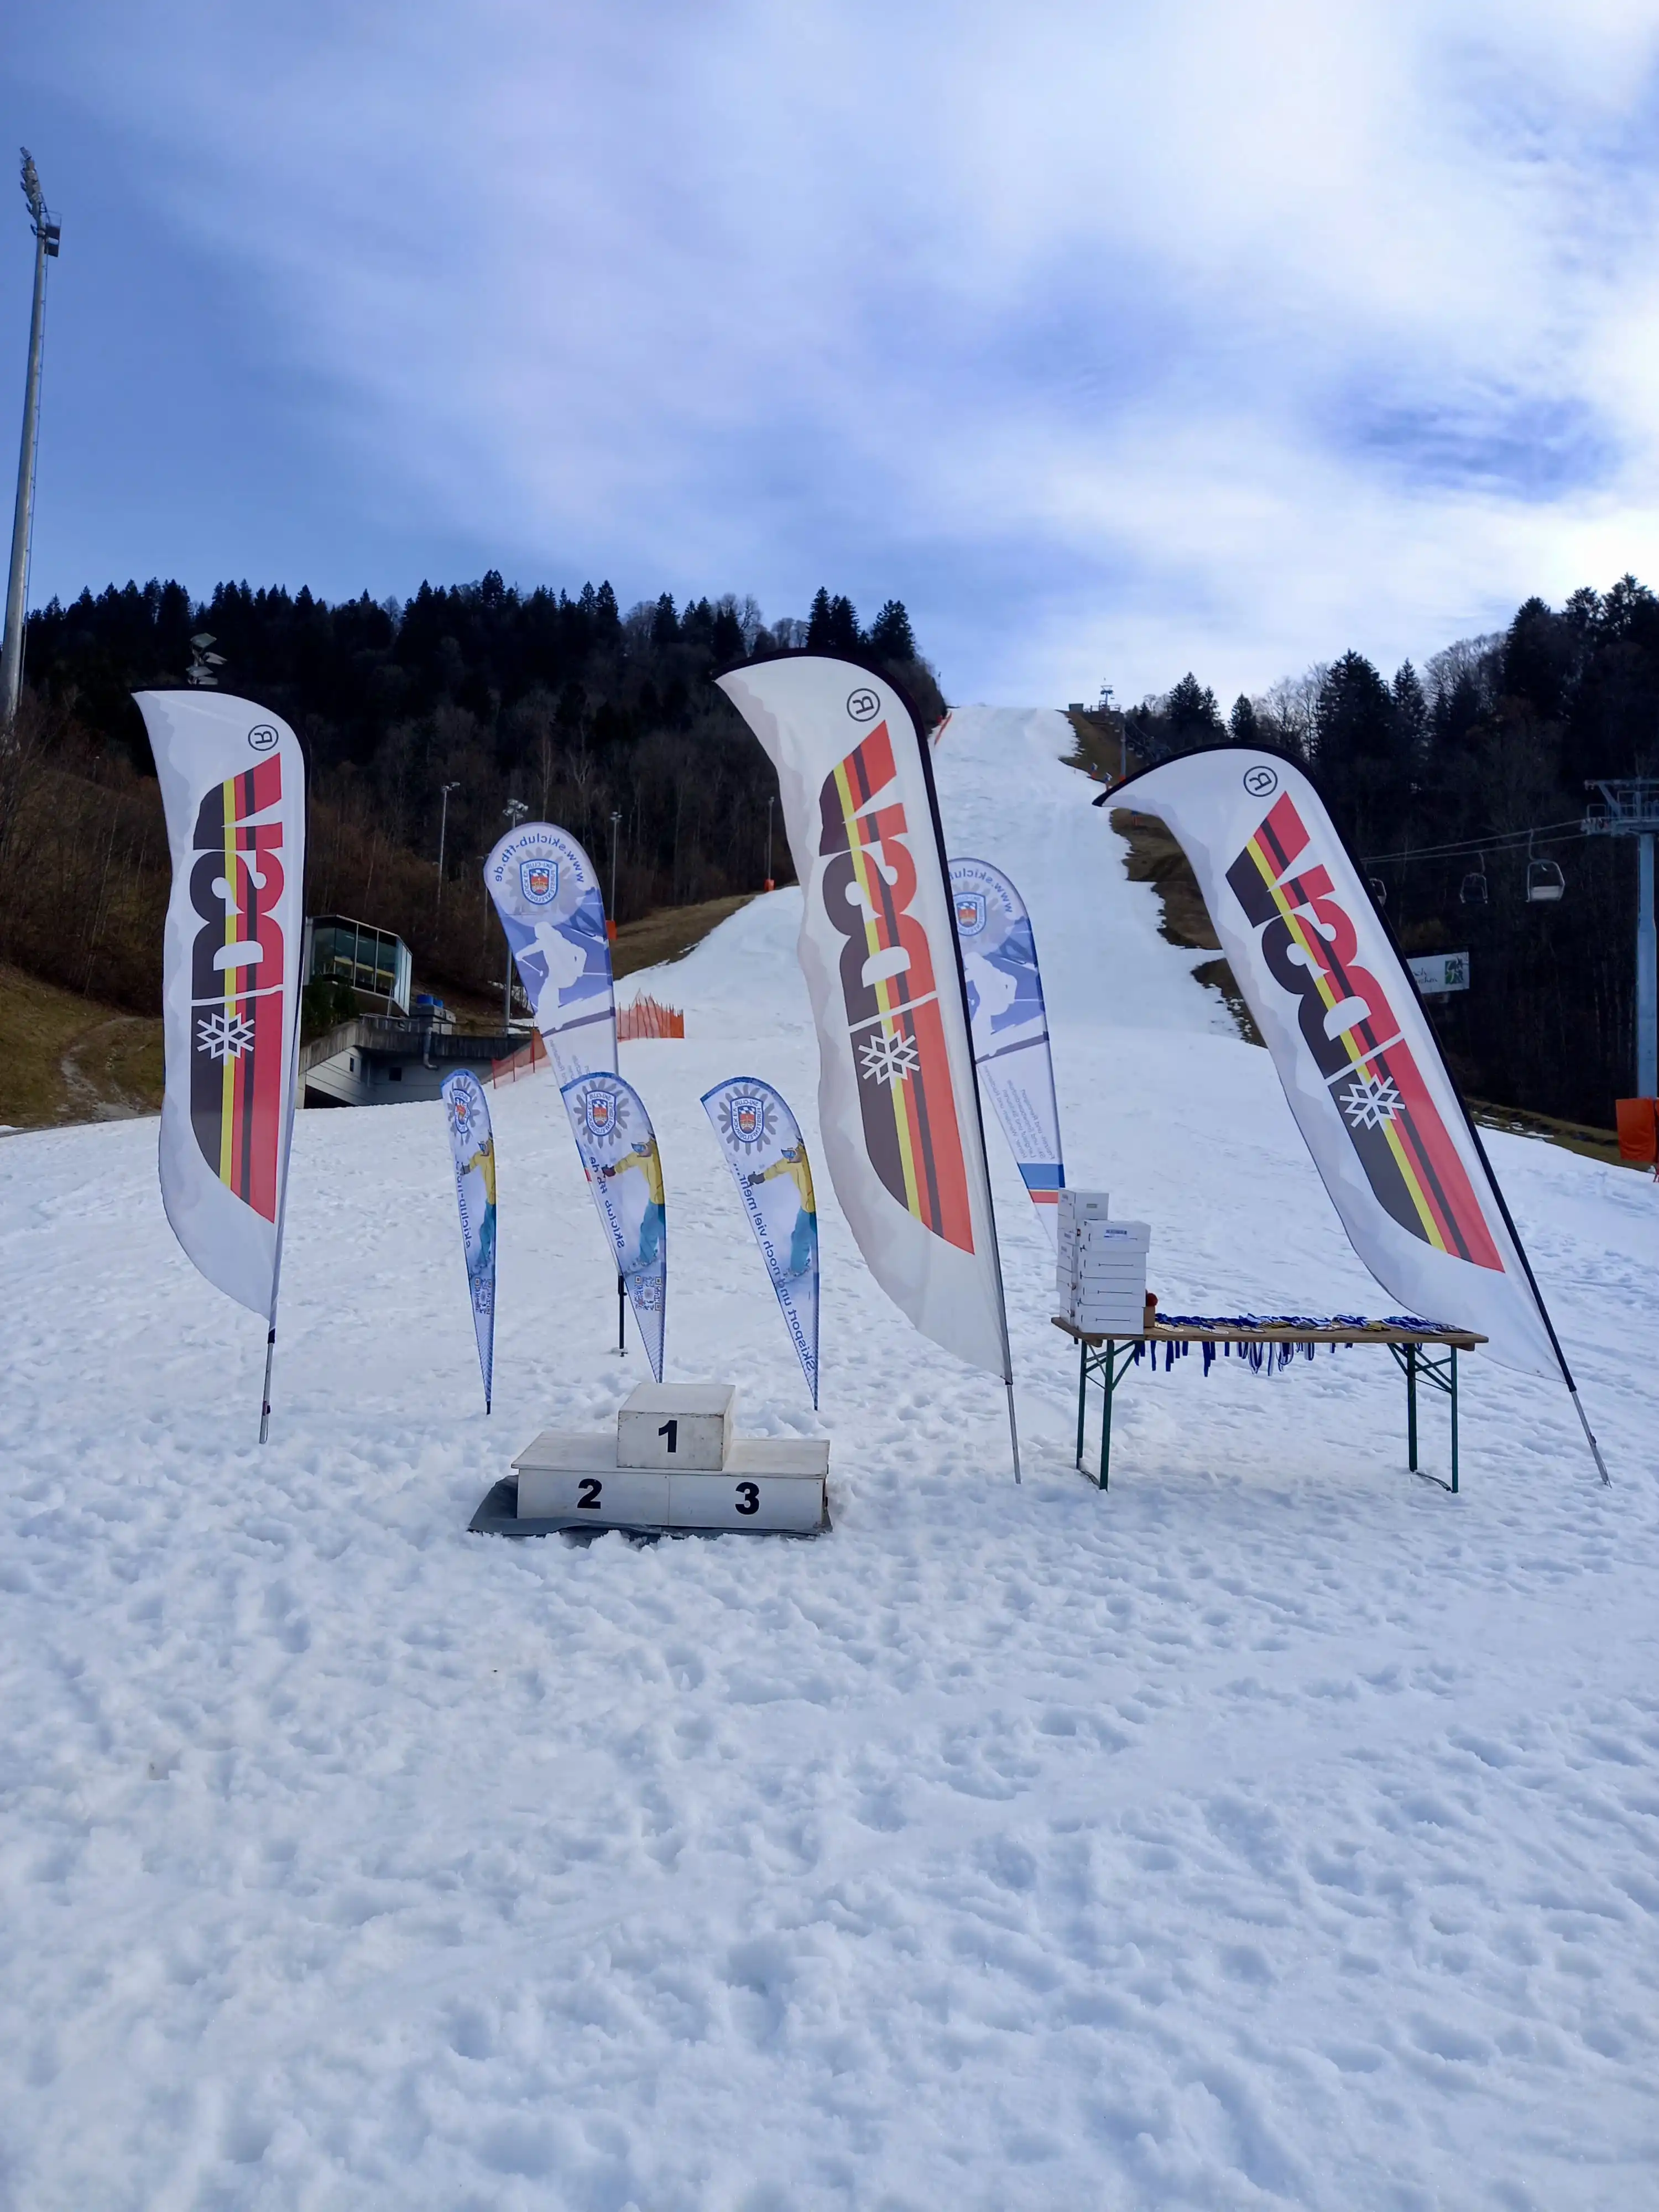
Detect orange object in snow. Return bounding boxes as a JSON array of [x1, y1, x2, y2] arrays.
[[1615, 1097, 1658, 1165]]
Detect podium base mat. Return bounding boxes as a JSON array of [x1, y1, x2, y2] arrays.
[[467, 1478, 831, 1542]]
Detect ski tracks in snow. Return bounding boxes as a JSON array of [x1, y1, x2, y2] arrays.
[[0, 709, 1656, 2207]]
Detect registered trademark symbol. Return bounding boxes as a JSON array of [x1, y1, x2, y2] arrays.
[[247, 724, 279, 753], [846, 688, 880, 722], [1243, 764, 1278, 797]]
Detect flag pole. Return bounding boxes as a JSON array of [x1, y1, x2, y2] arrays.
[[618, 1272, 627, 1354], [1568, 1387, 1611, 1486], [259, 901, 306, 1444]]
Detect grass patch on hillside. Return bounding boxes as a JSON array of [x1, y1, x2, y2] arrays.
[[0, 964, 164, 1130]]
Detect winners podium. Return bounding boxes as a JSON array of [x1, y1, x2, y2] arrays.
[[471, 1384, 830, 1538]]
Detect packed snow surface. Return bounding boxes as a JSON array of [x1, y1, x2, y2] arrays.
[[2, 707, 1658, 2210]]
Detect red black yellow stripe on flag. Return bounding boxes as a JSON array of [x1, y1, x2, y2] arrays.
[[187, 758, 288, 1223], [817, 723, 975, 1253], [1226, 791, 1502, 1271]]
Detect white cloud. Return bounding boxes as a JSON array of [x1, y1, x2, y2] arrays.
[[19, 0, 1659, 702]]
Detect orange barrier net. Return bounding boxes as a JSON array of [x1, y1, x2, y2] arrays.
[[491, 1030, 547, 1086], [618, 996, 685, 1040]]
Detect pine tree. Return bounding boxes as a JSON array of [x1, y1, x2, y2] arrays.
[[868, 599, 915, 661], [651, 593, 679, 645], [827, 594, 860, 652], [1229, 694, 1259, 743], [805, 588, 835, 650]]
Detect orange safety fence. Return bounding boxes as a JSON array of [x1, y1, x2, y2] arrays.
[[618, 996, 685, 1040], [491, 1030, 548, 1086]]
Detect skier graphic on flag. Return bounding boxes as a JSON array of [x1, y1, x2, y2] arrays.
[[748, 1142, 816, 1277], [603, 1138, 665, 1270]]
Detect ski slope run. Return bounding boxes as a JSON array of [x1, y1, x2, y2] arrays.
[[1, 706, 1657, 2209]]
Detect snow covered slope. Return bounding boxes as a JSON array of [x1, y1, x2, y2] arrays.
[[2, 707, 1657, 2209]]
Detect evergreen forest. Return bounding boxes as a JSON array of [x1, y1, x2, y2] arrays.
[[0, 573, 939, 1026]]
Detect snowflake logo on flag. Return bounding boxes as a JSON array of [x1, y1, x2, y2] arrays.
[[1337, 1070, 1404, 1130], [859, 1030, 920, 1087], [196, 1009, 255, 1062]]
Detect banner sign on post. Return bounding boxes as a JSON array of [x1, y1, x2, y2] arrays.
[[561, 1071, 666, 1381], [702, 1076, 820, 1406], [138, 692, 306, 1425], [949, 857, 1065, 1239], [440, 1070, 496, 1412], [483, 823, 616, 1083], [1097, 750, 1575, 1387], [714, 655, 1011, 1386]]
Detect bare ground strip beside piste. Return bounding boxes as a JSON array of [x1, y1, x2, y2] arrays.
[[1063, 710, 1262, 1046]]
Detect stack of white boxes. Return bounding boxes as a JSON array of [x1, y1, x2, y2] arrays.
[[1056, 1190, 1151, 1337]]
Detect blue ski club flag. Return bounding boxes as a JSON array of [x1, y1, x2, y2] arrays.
[[561, 1071, 667, 1381], [701, 1077, 820, 1408], [949, 858, 1066, 1241], [440, 1070, 497, 1411]]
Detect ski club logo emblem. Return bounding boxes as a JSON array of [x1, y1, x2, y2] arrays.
[[582, 1082, 625, 1143], [817, 719, 975, 1253], [954, 891, 987, 937], [1225, 789, 1502, 1270], [520, 857, 558, 906], [1242, 763, 1279, 798], [714, 1084, 778, 1155], [847, 687, 880, 723], [247, 723, 279, 754]]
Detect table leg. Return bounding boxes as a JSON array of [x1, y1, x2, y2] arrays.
[[1451, 1348, 1459, 1495], [1076, 1342, 1087, 1470], [1099, 1340, 1114, 1491], [1406, 1342, 1418, 1473]]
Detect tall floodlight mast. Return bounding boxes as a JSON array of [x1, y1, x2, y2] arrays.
[[1, 150, 61, 729]]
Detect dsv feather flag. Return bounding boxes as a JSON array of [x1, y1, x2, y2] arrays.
[[137, 690, 306, 1436], [950, 858, 1066, 1240], [561, 1071, 667, 1382], [702, 1076, 820, 1406], [1098, 748, 1607, 1477], [483, 822, 616, 1083], [440, 1070, 497, 1412], [716, 655, 1011, 1387]]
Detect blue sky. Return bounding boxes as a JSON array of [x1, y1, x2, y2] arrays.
[[4, 0, 1659, 706]]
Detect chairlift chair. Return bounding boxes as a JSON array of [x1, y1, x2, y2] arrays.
[[1459, 867, 1488, 907], [1524, 831, 1564, 904], [1368, 876, 1388, 908]]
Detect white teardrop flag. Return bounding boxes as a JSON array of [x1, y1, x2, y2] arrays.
[[561, 1070, 667, 1383], [715, 656, 1010, 1386], [950, 857, 1066, 1242], [483, 822, 616, 1083], [137, 690, 306, 1435]]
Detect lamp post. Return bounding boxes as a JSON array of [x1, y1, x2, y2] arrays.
[[436, 781, 460, 914], [1, 150, 61, 729], [764, 794, 775, 891], [500, 797, 528, 1025], [608, 808, 622, 943]]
